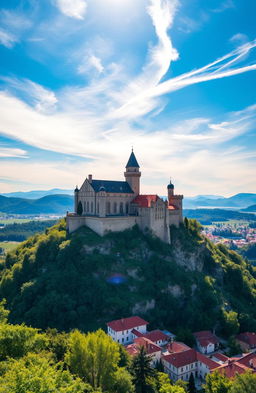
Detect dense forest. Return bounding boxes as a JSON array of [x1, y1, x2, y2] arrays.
[[0, 219, 256, 338], [0, 220, 57, 241]]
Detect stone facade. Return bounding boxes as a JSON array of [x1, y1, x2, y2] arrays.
[[66, 151, 183, 243]]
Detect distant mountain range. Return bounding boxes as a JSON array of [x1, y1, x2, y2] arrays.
[[0, 190, 256, 215], [0, 194, 73, 215], [1, 188, 73, 199], [184, 193, 256, 209]]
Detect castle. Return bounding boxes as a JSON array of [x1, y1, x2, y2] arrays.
[[66, 151, 183, 243]]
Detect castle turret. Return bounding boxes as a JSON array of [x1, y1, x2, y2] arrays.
[[167, 179, 174, 200], [124, 150, 141, 196], [74, 186, 79, 213]]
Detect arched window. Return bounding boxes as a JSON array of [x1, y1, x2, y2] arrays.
[[106, 201, 111, 214], [113, 202, 117, 214], [87, 201, 89, 212], [120, 202, 124, 214], [126, 203, 129, 215], [91, 202, 93, 213]]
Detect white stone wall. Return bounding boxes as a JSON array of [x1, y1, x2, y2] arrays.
[[107, 324, 147, 344]]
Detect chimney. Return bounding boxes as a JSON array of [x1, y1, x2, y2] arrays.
[[88, 174, 92, 183]]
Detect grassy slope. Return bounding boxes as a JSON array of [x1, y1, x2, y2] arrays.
[[0, 219, 255, 335]]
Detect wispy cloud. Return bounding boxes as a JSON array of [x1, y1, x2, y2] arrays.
[[1, 78, 58, 113], [212, 0, 235, 13], [0, 146, 28, 159], [78, 53, 104, 75], [0, 29, 17, 48], [54, 0, 87, 20]]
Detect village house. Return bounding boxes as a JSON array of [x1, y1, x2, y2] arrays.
[[126, 337, 162, 367], [162, 348, 219, 382], [236, 332, 256, 352], [132, 329, 169, 347], [193, 330, 219, 354], [107, 316, 148, 344]]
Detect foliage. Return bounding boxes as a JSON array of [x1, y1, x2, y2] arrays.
[[229, 371, 256, 393], [204, 371, 232, 393], [0, 220, 57, 241], [130, 346, 156, 393], [188, 373, 196, 393], [0, 219, 255, 337], [0, 298, 9, 324], [65, 329, 120, 390], [0, 323, 48, 360], [157, 373, 186, 393], [0, 352, 90, 393]]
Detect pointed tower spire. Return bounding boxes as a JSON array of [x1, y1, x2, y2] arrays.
[[126, 150, 140, 168], [124, 150, 141, 195]]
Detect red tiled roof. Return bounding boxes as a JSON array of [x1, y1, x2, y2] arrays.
[[167, 342, 191, 353], [163, 349, 197, 368], [236, 352, 256, 368], [107, 316, 148, 332], [163, 349, 219, 370], [126, 337, 161, 356], [194, 331, 219, 347], [131, 328, 144, 337], [197, 352, 220, 370], [132, 194, 159, 208], [213, 353, 229, 362], [214, 361, 249, 378], [236, 332, 256, 347], [144, 330, 169, 343]]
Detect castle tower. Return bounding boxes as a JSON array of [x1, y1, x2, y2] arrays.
[[74, 186, 79, 213], [167, 179, 183, 210], [124, 150, 141, 196]]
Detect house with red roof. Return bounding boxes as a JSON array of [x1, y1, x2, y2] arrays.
[[132, 328, 169, 347], [193, 330, 219, 354], [162, 348, 219, 382], [236, 332, 256, 352], [67, 150, 183, 244], [107, 316, 148, 344], [126, 337, 162, 366]]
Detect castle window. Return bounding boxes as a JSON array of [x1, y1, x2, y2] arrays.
[[126, 203, 129, 215], [113, 202, 117, 214], [120, 202, 124, 214], [106, 201, 111, 214], [97, 202, 99, 214], [87, 201, 89, 212], [91, 202, 93, 213]]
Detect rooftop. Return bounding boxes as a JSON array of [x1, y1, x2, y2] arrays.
[[107, 316, 148, 332], [132, 194, 159, 208], [90, 179, 134, 194]]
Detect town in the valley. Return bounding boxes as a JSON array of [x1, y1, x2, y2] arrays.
[[107, 315, 256, 388]]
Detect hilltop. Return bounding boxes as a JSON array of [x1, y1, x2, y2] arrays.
[[1, 219, 256, 335]]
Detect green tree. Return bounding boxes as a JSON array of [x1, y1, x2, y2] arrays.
[[230, 371, 256, 393], [188, 373, 196, 393], [0, 352, 90, 393], [130, 346, 156, 393], [77, 201, 83, 216], [65, 329, 120, 391], [0, 323, 47, 360], [157, 372, 186, 393], [221, 310, 240, 337], [0, 298, 9, 323], [112, 367, 135, 393], [204, 371, 232, 393]]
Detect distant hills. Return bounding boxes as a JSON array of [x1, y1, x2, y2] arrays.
[[242, 204, 256, 212], [184, 193, 256, 209], [0, 194, 73, 215], [2, 188, 73, 199], [0, 190, 256, 215], [184, 208, 256, 225]]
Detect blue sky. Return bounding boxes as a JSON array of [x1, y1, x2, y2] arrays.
[[0, 0, 255, 196]]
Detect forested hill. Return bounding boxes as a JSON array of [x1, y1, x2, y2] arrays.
[[1, 220, 256, 336]]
